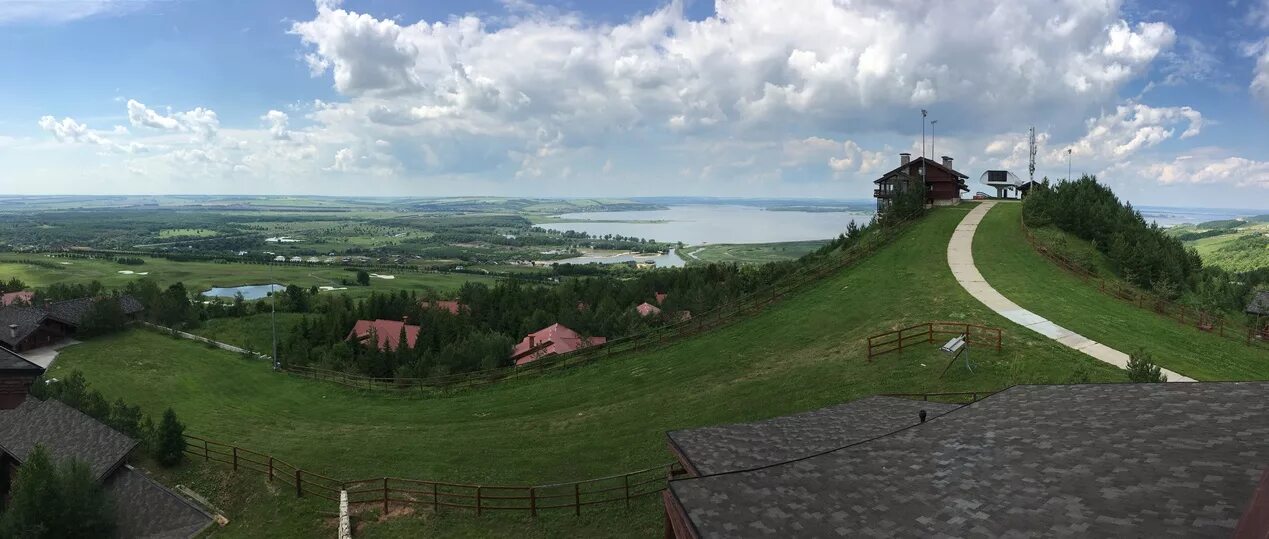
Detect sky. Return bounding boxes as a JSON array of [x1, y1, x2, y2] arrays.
[[1, 0, 1267, 208]]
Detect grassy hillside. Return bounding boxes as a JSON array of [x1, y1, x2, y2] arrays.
[[973, 203, 1268, 380], [681, 240, 828, 265], [1168, 219, 1269, 272], [50, 206, 1125, 537]]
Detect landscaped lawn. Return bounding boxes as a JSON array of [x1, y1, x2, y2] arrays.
[[972, 202, 1269, 381], [51, 206, 1125, 537]]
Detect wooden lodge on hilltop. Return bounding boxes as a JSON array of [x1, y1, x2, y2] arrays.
[[873, 153, 969, 210]]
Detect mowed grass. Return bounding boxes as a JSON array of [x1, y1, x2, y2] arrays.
[[0, 253, 497, 299], [973, 203, 1269, 380], [683, 240, 828, 265], [194, 313, 309, 353], [52, 206, 1126, 537]]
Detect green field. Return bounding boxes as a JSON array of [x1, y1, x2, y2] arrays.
[[681, 240, 827, 265], [193, 313, 309, 353], [1167, 219, 1269, 272], [158, 228, 222, 238], [973, 203, 1269, 380], [50, 206, 1133, 537], [0, 253, 498, 299]]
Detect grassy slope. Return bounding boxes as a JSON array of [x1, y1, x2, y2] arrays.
[[682, 240, 827, 265], [194, 313, 309, 353], [51, 206, 1124, 537], [0, 253, 497, 299], [973, 203, 1269, 380]]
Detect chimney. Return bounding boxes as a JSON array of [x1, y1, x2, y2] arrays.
[[529, 335, 536, 347], [942, 156, 953, 169], [900, 152, 911, 166], [919, 409, 927, 423], [402, 315, 409, 325], [8, 324, 16, 339]]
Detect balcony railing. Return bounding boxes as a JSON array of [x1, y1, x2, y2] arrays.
[[873, 189, 892, 198]]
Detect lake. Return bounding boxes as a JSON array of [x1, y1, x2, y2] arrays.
[[539, 205, 874, 246], [202, 283, 284, 300], [1137, 206, 1269, 228]]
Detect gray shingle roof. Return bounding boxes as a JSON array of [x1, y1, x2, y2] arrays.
[[667, 396, 961, 476], [1248, 291, 1269, 316], [669, 383, 1269, 538], [0, 346, 44, 375], [45, 295, 144, 326], [105, 465, 214, 539], [0, 398, 138, 480], [0, 306, 49, 348]]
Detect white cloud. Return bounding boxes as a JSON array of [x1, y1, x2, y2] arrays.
[[262, 110, 291, 140], [0, 0, 149, 25], [126, 99, 220, 141], [38, 116, 110, 145], [1064, 103, 1202, 160], [1247, 39, 1269, 106], [1141, 152, 1269, 188]]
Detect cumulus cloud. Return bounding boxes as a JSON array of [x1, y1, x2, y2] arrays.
[[126, 99, 220, 141], [1064, 103, 1202, 160], [262, 110, 291, 140], [1142, 153, 1269, 188], [38, 116, 110, 145]]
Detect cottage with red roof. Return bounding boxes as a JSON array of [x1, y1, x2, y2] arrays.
[[655, 292, 668, 305], [511, 323, 606, 366], [1, 291, 33, 307], [636, 302, 662, 317], [346, 319, 420, 351], [420, 300, 465, 315]]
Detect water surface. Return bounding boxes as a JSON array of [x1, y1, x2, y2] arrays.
[[202, 283, 285, 300], [539, 205, 873, 245]]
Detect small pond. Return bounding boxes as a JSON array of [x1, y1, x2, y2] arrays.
[[201, 283, 285, 300]]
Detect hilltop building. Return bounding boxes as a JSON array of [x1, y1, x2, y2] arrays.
[[1248, 291, 1269, 339], [511, 323, 606, 366], [346, 319, 420, 351], [663, 383, 1269, 538], [0, 348, 213, 537], [420, 300, 466, 315], [873, 153, 969, 210], [0, 295, 144, 352]]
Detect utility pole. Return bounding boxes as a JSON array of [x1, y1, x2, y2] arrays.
[[270, 262, 278, 371], [1067, 148, 1072, 181], [921, 109, 928, 160]]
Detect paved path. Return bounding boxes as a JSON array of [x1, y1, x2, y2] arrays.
[[948, 201, 1195, 382]]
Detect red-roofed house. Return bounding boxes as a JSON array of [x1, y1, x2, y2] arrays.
[[655, 292, 668, 305], [420, 300, 465, 315], [511, 323, 606, 366], [1, 291, 33, 307], [636, 302, 662, 317], [346, 319, 421, 351]]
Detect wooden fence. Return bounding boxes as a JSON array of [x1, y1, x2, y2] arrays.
[[284, 216, 923, 392], [1019, 215, 1269, 351], [882, 390, 999, 403], [183, 434, 684, 516], [866, 322, 1003, 360]]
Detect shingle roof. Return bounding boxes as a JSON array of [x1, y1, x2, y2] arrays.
[[106, 465, 214, 539], [874, 155, 970, 183], [669, 383, 1269, 538], [667, 396, 961, 476], [0, 306, 49, 348], [1248, 291, 1269, 316], [0, 346, 44, 375], [0, 398, 138, 480], [43, 295, 145, 326]]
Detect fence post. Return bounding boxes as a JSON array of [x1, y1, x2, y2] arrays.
[[232, 447, 238, 471], [433, 483, 439, 513], [476, 486, 482, 516], [927, 323, 933, 343], [268, 457, 274, 482], [574, 483, 581, 516], [296, 470, 303, 497], [624, 474, 631, 507], [383, 478, 389, 515], [530, 487, 537, 517], [203, 439, 209, 461]]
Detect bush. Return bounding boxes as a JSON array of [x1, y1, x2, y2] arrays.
[[1125, 349, 1166, 383], [0, 445, 116, 537]]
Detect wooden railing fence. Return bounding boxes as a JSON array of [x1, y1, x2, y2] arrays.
[[1019, 214, 1268, 351], [882, 390, 999, 403], [184, 434, 685, 516], [866, 322, 1003, 360]]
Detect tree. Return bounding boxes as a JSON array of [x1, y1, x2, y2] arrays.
[[356, 270, 371, 286], [154, 408, 186, 467], [1125, 348, 1166, 383], [78, 297, 127, 338], [0, 445, 116, 538]]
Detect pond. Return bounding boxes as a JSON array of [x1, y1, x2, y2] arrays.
[[538, 204, 874, 246], [201, 283, 285, 300]]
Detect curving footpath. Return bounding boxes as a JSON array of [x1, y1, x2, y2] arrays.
[[948, 201, 1195, 382]]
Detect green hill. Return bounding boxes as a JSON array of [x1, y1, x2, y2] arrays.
[[50, 205, 1138, 537]]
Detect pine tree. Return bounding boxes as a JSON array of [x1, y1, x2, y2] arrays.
[[155, 408, 187, 466], [0, 445, 116, 537], [1125, 348, 1166, 383]]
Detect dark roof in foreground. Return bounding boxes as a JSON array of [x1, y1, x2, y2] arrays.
[[106, 465, 214, 539], [1249, 291, 1269, 315], [670, 383, 1269, 538], [667, 396, 960, 475], [0, 346, 44, 375], [47, 295, 144, 326], [0, 398, 138, 480]]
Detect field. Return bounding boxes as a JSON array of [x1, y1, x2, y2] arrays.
[[50, 206, 1131, 537], [973, 203, 1269, 380], [0, 253, 500, 299], [680, 240, 827, 265], [1167, 218, 1269, 272]]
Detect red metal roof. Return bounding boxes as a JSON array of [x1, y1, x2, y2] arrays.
[[511, 323, 606, 366], [637, 302, 662, 317], [420, 300, 464, 315], [346, 319, 420, 351], [655, 292, 668, 305], [1, 291, 33, 306]]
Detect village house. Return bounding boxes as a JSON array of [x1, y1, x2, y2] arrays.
[[636, 302, 662, 317], [0, 291, 33, 307], [345, 319, 421, 351], [0, 295, 144, 353], [0, 348, 214, 537], [511, 323, 606, 366], [873, 153, 969, 210]]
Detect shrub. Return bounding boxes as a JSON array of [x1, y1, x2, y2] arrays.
[[1125, 348, 1166, 383], [155, 408, 187, 467]]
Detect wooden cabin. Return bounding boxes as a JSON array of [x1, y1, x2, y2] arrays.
[[873, 153, 969, 210]]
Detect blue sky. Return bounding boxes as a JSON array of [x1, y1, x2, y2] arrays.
[[1, 0, 1267, 208]]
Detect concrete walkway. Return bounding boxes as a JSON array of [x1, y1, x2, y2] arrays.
[[948, 201, 1195, 382]]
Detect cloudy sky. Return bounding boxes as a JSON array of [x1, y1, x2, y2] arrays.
[[1, 0, 1267, 208]]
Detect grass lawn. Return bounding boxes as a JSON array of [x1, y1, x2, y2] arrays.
[[51, 206, 1126, 537], [192, 313, 310, 353], [682, 240, 828, 265], [0, 253, 498, 299], [973, 203, 1269, 380]]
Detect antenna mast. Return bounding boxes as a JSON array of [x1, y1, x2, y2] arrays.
[[1028, 127, 1037, 184]]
